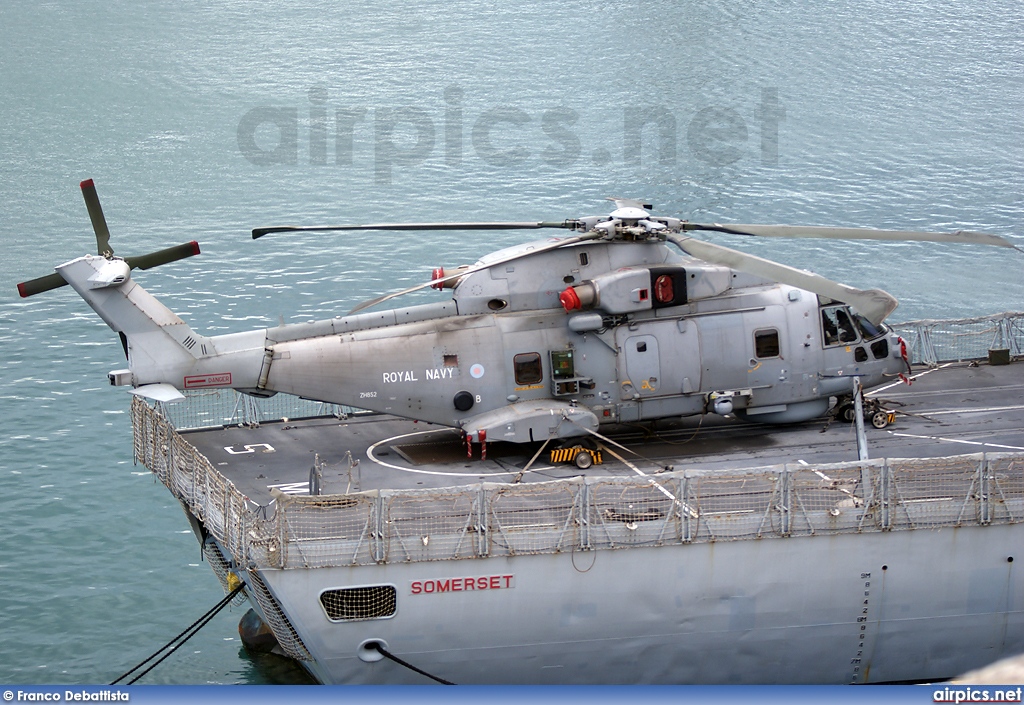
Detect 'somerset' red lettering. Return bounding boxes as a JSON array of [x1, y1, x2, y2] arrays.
[[410, 574, 514, 595]]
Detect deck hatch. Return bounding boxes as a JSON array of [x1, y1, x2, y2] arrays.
[[320, 585, 397, 621]]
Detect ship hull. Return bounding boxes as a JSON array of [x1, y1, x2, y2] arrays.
[[249, 523, 1024, 684]]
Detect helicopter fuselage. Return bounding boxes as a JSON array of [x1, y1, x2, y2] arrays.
[[56, 236, 906, 446], [260, 248, 904, 440]]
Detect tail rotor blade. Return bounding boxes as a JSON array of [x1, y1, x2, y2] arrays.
[[80, 179, 113, 256], [125, 241, 201, 270], [17, 242, 201, 298], [17, 180, 202, 298], [17, 272, 68, 298]]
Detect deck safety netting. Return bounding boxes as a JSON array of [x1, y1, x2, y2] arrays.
[[132, 396, 1024, 572], [245, 569, 313, 662], [490, 483, 580, 555], [889, 455, 983, 528], [384, 490, 481, 563], [158, 387, 363, 431], [989, 454, 1024, 524], [277, 493, 377, 568], [586, 478, 678, 547], [892, 312, 1024, 365], [789, 461, 881, 534], [688, 471, 780, 541]]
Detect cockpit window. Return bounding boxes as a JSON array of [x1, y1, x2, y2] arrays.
[[821, 306, 859, 346], [852, 312, 887, 341]]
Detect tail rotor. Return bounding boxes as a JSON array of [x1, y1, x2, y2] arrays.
[[16, 179, 202, 298]]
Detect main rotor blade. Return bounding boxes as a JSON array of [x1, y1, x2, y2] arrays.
[[253, 221, 574, 239], [683, 222, 1021, 250], [80, 179, 113, 256], [667, 234, 899, 325], [347, 231, 604, 315]]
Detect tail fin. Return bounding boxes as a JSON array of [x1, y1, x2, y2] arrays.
[[56, 255, 266, 391], [57, 255, 205, 384], [18, 180, 267, 396]]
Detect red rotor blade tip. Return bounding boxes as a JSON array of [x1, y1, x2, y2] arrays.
[[80, 178, 95, 190]]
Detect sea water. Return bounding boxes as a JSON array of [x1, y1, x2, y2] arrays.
[[1, 0, 1022, 684]]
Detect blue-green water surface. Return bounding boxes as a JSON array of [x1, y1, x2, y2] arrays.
[[1, 0, 1022, 684]]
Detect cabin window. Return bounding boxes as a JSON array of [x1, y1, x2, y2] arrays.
[[754, 329, 780, 358], [579, 252, 589, 266], [443, 354, 458, 367], [514, 352, 543, 385]]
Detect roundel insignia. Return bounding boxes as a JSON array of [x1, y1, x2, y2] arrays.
[[470, 364, 485, 379]]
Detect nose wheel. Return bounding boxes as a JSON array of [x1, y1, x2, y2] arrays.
[[835, 397, 895, 429], [871, 410, 892, 429]]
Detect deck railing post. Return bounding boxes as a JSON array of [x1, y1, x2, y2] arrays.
[[682, 476, 694, 543], [779, 467, 791, 537], [579, 482, 591, 551], [477, 486, 489, 557], [373, 494, 387, 564], [879, 461, 889, 530], [979, 453, 991, 526]]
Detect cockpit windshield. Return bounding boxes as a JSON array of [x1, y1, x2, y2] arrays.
[[852, 312, 887, 341], [821, 305, 889, 346]]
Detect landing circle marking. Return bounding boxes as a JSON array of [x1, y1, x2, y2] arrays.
[[366, 429, 551, 477]]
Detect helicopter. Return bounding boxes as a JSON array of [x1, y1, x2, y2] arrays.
[[18, 180, 1021, 455]]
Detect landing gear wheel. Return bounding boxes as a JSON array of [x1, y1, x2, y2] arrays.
[[574, 450, 594, 469], [838, 402, 857, 423], [871, 411, 890, 429]]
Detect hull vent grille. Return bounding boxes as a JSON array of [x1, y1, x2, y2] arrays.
[[320, 586, 397, 621]]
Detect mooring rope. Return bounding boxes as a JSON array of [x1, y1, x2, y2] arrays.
[[111, 583, 245, 685], [369, 642, 455, 685]]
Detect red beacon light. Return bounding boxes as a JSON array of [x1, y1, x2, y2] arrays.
[[559, 287, 582, 311]]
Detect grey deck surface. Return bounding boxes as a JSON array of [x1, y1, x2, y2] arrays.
[[181, 360, 1024, 507]]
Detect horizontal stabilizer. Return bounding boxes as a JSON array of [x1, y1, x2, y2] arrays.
[[129, 383, 186, 403]]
